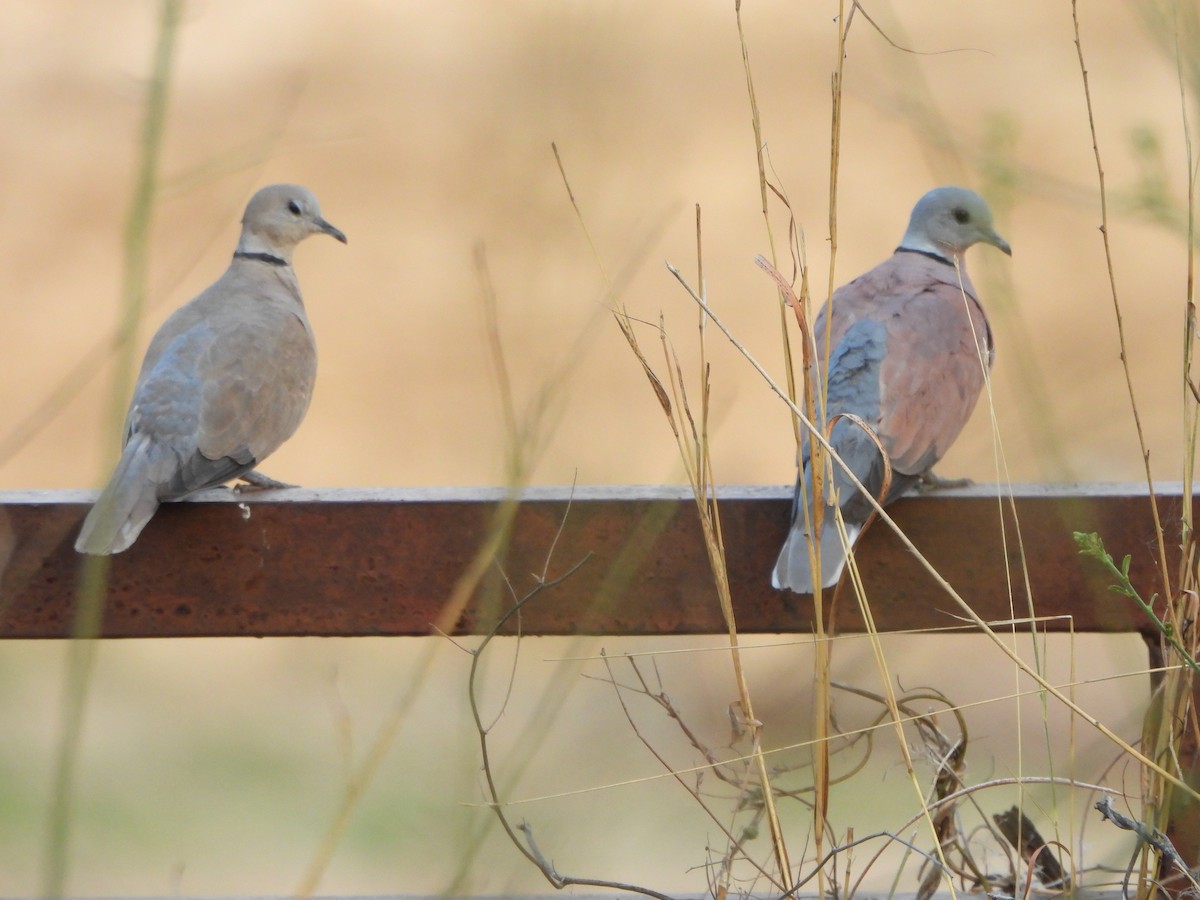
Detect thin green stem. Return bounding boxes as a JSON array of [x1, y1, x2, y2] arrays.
[[1074, 532, 1200, 676], [42, 4, 181, 897]]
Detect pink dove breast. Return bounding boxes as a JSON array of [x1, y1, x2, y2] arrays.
[[773, 186, 1009, 595]]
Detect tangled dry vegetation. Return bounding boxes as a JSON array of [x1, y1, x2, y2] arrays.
[[465, 3, 1200, 898]]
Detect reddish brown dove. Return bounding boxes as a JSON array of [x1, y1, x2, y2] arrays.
[[773, 186, 1011, 594], [75, 184, 346, 555]]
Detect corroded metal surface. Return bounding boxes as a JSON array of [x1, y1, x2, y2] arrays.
[[0, 483, 1181, 639]]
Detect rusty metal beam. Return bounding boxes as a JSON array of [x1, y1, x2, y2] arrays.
[[0, 483, 1184, 639]]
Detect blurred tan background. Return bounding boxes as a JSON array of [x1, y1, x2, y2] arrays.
[[0, 0, 1187, 895], [2, 0, 1194, 492]]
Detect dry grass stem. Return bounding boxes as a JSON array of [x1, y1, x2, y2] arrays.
[[1071, 1, 1172, 600], [555, 135, 793, 890], [735, 0, 798, 421], [596, 653, 779, 889], [658, 245, 793, 891], [467, 551, 681, 899]]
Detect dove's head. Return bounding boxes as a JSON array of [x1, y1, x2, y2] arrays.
[[899, 186, 1011, 261], [237, 184, 347, 263]]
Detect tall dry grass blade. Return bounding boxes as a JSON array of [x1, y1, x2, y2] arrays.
[[1071, 1, 1172, 600], [550, 144, 674, 419], [553, 139, 793, 888], [662, 257, 792, 892], [1072, 5, 1193, 886], [303, 238, 609, 896], [755, 255, 825, 589], [735, 0, 798, 422], [1176, 0, 1200, 588], [1167, 0, 1200, 875], [42, 3, 182, 898], [296, 255, 538, 899], [807, 4, 853, 890], [940, 250, 1063, 873], [833, 478, 963, 900]]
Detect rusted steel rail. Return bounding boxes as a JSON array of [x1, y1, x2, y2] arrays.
[[0, 483, 1185, 639]]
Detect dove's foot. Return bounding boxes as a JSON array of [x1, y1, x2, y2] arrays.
[[235, 470, 299, 493], [917, 471, 973, 493]]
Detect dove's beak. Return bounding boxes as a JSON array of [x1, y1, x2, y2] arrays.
[[986, 229, 1012, 257], [317, 218, 348, 244]]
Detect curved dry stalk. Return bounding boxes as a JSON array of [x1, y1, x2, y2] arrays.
[[468, 554, 684, 900], [1072, 9, 1200, 887], [597, 653, 781, 890]]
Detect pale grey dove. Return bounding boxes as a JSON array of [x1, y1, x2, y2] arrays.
[[773, 186, 1011, 594], [75, 184, 346, 555]]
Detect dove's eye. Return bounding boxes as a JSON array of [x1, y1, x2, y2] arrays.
[[952, 207, 970, 224], [287, 200, 302, 216]]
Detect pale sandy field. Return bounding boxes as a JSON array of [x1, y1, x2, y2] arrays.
[[0, 1, 1186, 895]]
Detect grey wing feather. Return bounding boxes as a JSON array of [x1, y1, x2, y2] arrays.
[[777, 321, 892, 595], [772, 318, 917, 593], [74, 433, 174, 554], [129, 323, 258, 498]]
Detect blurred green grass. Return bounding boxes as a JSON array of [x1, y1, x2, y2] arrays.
[[0, 634, 1149, 894]]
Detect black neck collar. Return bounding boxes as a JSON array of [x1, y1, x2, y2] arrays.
[[234, 250, 288, 266], [895, 246, 953, 267]]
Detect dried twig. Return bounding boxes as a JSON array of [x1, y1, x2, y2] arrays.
[[469, 551, 685, 899], [594, 652, 775, 889], [1095, 797, 1200, 892]]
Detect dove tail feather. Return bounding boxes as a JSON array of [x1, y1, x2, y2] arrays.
[[771, 520, 861, 594], [75, 439, 168, 555]]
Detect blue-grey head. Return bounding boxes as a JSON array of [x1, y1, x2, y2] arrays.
[[898, 186, 1011, 260]]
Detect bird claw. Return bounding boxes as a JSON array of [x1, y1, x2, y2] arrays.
[[234, 470, 298, 493], [917, 471, 973, 493]]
